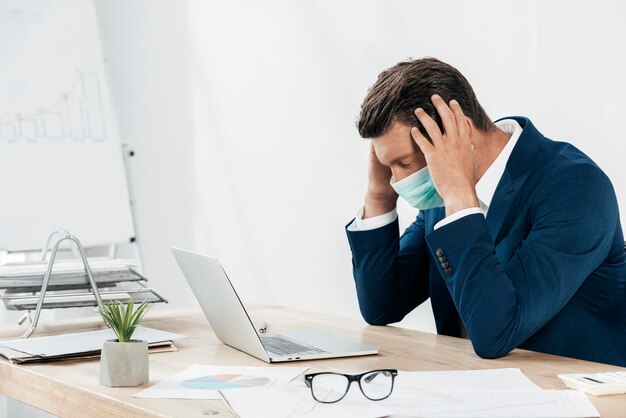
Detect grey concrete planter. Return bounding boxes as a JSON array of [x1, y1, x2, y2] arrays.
[[99, 339, 149, 387]]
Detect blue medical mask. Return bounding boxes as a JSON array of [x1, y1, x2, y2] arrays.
[[390, 166, 444, 210]]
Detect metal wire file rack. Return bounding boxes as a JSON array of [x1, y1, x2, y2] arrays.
[[0, 230, 167, 338]]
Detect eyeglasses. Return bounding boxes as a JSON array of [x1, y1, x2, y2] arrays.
[[304, 369, 398, 403]]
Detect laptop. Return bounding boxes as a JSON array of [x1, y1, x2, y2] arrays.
[[171, 247, 378, 363]]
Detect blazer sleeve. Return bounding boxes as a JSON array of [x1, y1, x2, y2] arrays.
[[425, 162, 618, 358], [346, 210, 430, 325]]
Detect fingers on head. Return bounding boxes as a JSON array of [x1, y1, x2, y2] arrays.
[[449, 99, 469, 137], [410, 126, 433, 155], [431, 95, 457, 134], [449, 99, 465, 120], [413, 107, 441, 141]]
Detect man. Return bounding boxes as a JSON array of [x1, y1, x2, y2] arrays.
[[346, 57, 626, 366]]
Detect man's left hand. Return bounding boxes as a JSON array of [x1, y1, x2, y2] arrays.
[[411, 94, 480, 217]]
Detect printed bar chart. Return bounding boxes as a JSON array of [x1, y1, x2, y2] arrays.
[[0, 73, 107, 142]]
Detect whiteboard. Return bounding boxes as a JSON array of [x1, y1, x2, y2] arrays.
[[0, 0, 134, 251]]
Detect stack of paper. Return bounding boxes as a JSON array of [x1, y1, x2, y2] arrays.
[[0, 326, 184, 364], [0, 258, 145, 290], [0, 257, 167, 311], [219, 368, 601, 418]]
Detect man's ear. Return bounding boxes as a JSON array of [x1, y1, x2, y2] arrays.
[[465, 117, 476, 140], [464, 117, 478, 151]]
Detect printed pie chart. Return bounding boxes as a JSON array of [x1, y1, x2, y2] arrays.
[[181, 374, 271, 390]]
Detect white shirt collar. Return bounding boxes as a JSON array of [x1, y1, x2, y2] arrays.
[[475, 119, 523, 212]]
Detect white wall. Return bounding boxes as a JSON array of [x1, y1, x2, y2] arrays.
[[94, 0, 626, 334], [95, 0, 198, 310]]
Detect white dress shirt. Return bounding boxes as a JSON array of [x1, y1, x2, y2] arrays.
[[348, 119, 523, 231]]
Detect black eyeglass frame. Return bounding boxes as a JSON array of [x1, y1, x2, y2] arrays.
[[303, 369, 398, 403]]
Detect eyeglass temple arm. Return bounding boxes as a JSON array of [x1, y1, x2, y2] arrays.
[[363, 372, 383, 383], [363, 369, 397, 384]]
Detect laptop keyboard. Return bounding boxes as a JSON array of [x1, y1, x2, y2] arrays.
[[260, 335, 326, 356]]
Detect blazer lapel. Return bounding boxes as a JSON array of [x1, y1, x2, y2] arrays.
[[486, 116, 544, 242], [485, 170, 529, 242]]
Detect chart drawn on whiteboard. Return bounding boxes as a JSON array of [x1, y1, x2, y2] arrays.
[[0, 0, 135, 251], [0, 72, 107, 143]]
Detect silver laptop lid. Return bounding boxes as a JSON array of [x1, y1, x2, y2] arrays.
[[171, 247, 270, 362]]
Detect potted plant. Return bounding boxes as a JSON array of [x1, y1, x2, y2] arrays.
[[97, 299, 151, 387]]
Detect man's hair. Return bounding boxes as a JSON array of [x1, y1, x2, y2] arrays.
[[357, 57, 494, 139]]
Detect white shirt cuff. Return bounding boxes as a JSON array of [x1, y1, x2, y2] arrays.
[[347, 207, 398, 231], [434, 207, 483, 230]]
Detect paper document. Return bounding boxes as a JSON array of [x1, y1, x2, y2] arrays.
[[0, 258, 138, 277], [134, 364, 308, 400], [0, 258, 144, 289], [222, 383, 390, 418], [390, 389, 599, 417], [221, 368, 600, 418], [0, 326, 184, 358], [393, 367, 542, 392]]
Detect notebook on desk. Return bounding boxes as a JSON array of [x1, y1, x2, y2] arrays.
[[171, 247, 378, 363]]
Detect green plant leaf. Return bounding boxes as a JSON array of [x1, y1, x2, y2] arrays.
[[97, 298, 150, 343]]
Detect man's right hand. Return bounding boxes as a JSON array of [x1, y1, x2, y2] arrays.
[[364, 143, 397, 218]]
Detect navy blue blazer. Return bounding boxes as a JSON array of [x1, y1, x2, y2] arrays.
[[346, 117, 626, 367]]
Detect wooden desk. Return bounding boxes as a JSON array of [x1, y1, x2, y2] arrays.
[[1, 306, 625, 417]]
